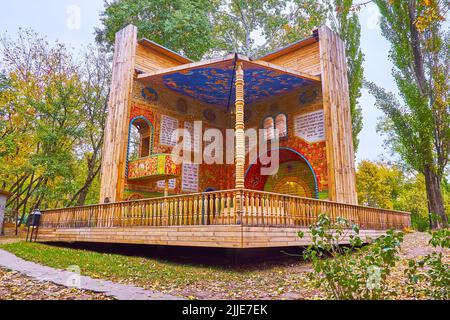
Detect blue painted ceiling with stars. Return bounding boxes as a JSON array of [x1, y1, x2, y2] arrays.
[[159, 59, 314, 109]]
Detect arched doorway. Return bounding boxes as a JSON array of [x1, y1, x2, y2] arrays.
[[244, 147, 318, 198]]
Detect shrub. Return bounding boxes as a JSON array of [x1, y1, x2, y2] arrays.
[[405, 229, 450, 300], [300, 214, 404, 300]]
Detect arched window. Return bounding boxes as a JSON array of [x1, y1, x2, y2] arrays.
[[275, 114, 287, 138], [128, 125, 141, 161], [263, 116, 275, 140], [127, 117, 154, 161]]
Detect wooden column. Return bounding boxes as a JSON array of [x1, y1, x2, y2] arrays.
[[235, 61, 245, 189], [234, 62, 245, 225], [99, 25, 137, 203], [164, 179, 169, 197], [163, 179, 169, 226], [318, 25, 358, 205]]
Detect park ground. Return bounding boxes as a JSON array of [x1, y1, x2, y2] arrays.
[[0, 232, 448, 300]]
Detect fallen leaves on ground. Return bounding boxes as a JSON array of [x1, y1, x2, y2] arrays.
[[0, 268, 114, 300], [0, 232, 447, 300]]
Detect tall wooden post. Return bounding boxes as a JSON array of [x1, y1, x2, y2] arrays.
[[234, 61, 245, 224], [163, 179, 169, 225], [164, 179, 169, 197], [99, 25, 137, 203], [235, 61, 245, 189], [318, 25, 358, 205]]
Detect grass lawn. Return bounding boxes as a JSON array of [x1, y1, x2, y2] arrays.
[[0, 241, 315, 300], [1, 232, 443, 300]]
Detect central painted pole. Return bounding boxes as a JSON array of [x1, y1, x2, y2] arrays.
[[235, 61, 245, 189], [234, 61, 245, 225]]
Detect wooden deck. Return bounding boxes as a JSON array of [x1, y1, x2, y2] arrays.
[[36, 189, 411, 248]]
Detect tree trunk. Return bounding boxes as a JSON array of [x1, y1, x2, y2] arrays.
[[423, 165, 448, 228], [76, 186, 90, 206], [408, 0, 428, 95]]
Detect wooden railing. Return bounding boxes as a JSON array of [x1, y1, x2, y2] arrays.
[[40, 189, 411, 230]]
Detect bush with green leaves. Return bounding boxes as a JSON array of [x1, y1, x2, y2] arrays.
[[299, 214, 404, 300], [405, 229, 450, 300]]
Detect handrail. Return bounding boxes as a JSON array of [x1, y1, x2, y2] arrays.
[[40, 189, 411, 230]]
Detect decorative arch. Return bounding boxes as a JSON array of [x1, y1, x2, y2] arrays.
[[262, 116, 275, 140], [274, 113, 288, 139], [125, 116, 155, 177], [244, 147, 319, 199]]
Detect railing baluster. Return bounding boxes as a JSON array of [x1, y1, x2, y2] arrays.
[[38, 189, 411, 232]]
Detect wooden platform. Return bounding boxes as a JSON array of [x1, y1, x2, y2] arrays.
[[36, 225, 387, 249], [35, 189, 410, 249]]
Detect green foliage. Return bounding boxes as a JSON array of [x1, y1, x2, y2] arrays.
[[212, 0, 328, 57], [0, 29, 110, 216], [356, 160, 404, 209], [327, 0, 363, 151], [356, 160, 450, 231], [428, 228, 450, 248], [95, 0, 217, 60], [96, 0, 329, 59], [369, 0, 450, 227], [300, 213, 404, 299], [396, 174, 436, 231], [405, 229, 450, 300]]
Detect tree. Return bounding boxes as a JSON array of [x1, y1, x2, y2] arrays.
[[212, 0, 328, 57], [395, 173, 430, 231], [0, 30, 111, 217], [95, 0, 217, 60], [356, 160, 403, 209], [367, 0, 449, 228], [326, 0, 364, 152], [0, 29, 84, 220], [96, 0, 328, 59], [70, 45, 112, 206]]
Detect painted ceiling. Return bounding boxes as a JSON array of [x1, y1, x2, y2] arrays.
[[157, 59, 314, 108]]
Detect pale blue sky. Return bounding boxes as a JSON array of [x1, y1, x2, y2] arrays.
[[0, 0, 399, 164]]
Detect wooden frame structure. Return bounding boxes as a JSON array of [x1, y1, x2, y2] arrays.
[[36, 25, 411, 248]]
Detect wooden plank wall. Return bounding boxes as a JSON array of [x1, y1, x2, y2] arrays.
[[37, 226, 243, 248], [99, 25, 191, 202], [99, 25, 138, 203], [135, 44, 184, 73], [258, 41, 321, 76], [259, 27, 357, 204], [36, 226, 386, 248], [318, 26, 358, 204]]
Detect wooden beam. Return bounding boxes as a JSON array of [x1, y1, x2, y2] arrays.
[[137, 54, 320, 83], [234, 61, 245, 189], [137, 54, 235, 81], [318, 25, 358, 205], [99, 25, 138, 203], [245, 59, 321, 82]]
